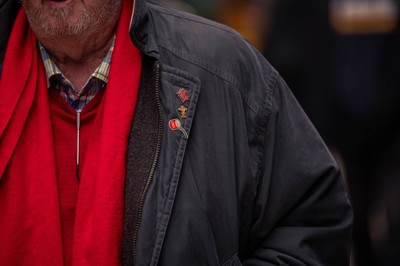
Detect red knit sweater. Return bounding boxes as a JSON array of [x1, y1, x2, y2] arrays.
[[49, 89, 105, 265]]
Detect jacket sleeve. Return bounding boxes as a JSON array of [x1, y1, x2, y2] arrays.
[[241, 73, 353, 265]]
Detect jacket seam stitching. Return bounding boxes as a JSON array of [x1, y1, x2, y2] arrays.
[[263, 70, 278, 123], [253, 70, 278, 189], [157, 43, 240, 87], [150, 5, 238, 36], [157, 44, 268, 120], [222, 253, 240, 266]]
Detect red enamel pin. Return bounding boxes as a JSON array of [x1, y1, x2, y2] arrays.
[[169, 119, 181, 131], [176, 88, 190, 103], [169, 119, 189, 138]]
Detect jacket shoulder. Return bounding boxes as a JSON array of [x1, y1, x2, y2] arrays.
[[148, 1, 260, 66], [147, 1, 278, 118]]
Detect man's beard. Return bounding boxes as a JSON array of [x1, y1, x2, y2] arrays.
[[23, 0, 120, 39]]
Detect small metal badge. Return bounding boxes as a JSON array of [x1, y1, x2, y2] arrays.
[[178, 105, 188, 119], [176, 88, 190, 103], [169, 119, 189, 138]]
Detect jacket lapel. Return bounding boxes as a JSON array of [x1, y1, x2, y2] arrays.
[[123, 58, 201, 265], [148, 62, 201, 266]]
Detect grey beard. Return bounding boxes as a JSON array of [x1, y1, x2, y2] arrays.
[[25, 5, 92, 38], [22, 0, 120, 40], [48, 10, 90, 38]]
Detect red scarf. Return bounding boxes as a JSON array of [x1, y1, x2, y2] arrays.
[[0, 0, 141, 264]]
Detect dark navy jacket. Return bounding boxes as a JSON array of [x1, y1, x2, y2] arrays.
[[0, 0, 353, 265]]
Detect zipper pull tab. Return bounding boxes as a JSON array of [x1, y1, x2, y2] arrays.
[[76, 111, 81, 182]]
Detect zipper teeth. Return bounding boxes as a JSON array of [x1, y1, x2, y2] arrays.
[[132, 62, 163, 262]]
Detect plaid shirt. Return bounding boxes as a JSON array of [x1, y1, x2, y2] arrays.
[[39, 37, 115, 111]]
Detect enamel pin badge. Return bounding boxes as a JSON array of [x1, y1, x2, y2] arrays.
[[176, 88, 190, 103], [169, 119, 189, 138], [178, 106, 188, 119]]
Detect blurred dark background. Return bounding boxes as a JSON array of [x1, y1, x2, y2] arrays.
[[159, 0, 400, 265]]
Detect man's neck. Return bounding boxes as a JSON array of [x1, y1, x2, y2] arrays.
[[39, 33, 115, 91]]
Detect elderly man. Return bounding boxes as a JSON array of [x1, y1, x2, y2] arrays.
[[0, 0, 352, 265]]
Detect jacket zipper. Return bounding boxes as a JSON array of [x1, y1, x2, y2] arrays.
[[132, 61, 163, 263]]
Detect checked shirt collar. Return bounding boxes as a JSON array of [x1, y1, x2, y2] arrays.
[[39, 36, 115, 111]]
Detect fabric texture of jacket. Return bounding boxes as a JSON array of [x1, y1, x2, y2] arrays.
[[0, 0, 353, 265]]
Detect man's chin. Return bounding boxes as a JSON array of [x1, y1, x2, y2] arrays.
[[44, 0, 76, 9], [29, 17, 89, 40], [24, 0, 120, 40]]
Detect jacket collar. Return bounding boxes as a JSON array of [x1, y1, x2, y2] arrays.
[[129, 0, 160, 59]]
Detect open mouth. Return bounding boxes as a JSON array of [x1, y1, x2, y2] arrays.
[[46, 0, 75, 8]]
